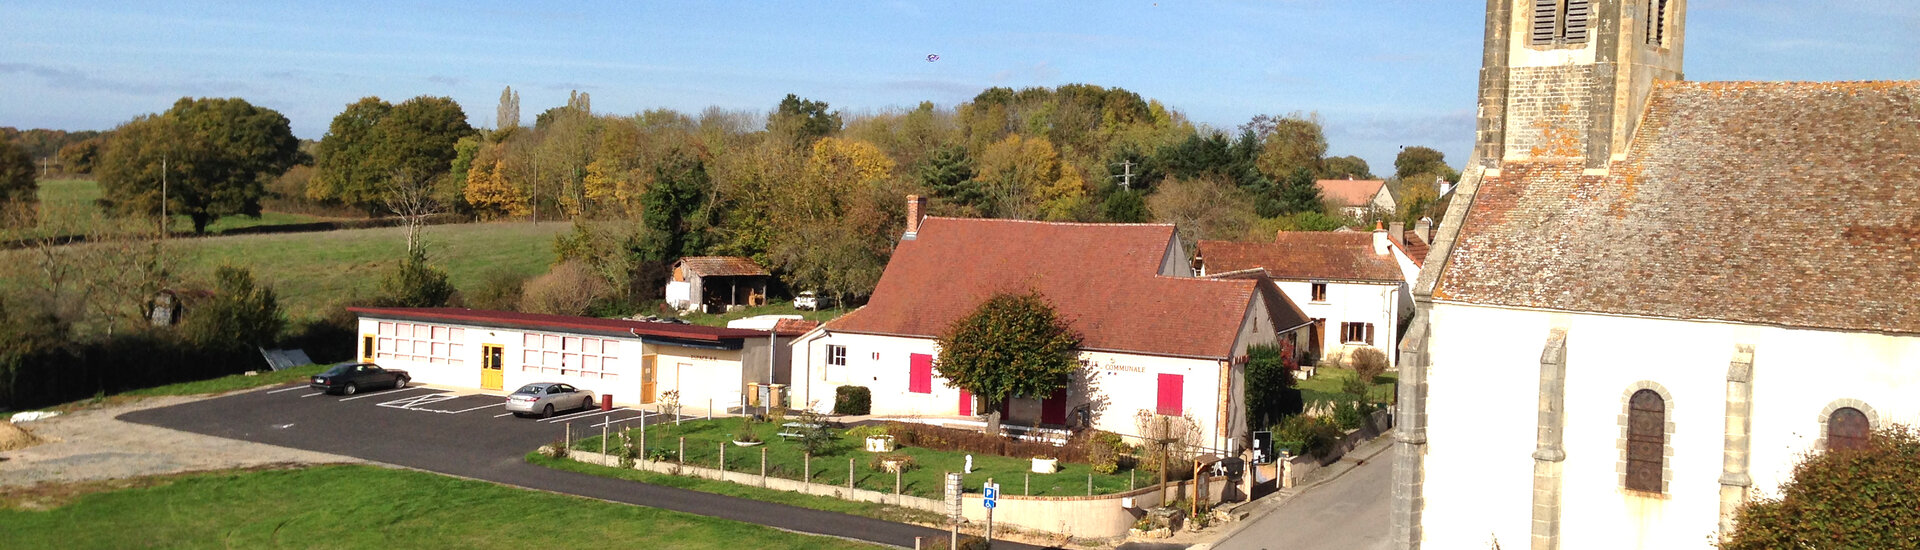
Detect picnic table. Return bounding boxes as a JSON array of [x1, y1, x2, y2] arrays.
[[777, 422, 823, 440]]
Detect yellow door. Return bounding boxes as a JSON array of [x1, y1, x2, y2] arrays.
[[481, 344, 504, 391], [641, 356, 657, 404]]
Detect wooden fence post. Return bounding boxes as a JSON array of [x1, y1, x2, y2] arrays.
[[1024, 474, 1030, 496], [761, 447, 768, 487], [895, 467, 902, 495], [719, 442, 727, 474], [678, 436, 685, 466], [849, 457, 855, 492], [804, 452, 811, 494]]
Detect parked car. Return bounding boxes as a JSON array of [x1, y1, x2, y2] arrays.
[[505, 382, 597, 418], [309, 362, 409, 395], [793, 291, 832, 311]]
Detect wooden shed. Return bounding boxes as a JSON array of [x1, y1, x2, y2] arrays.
[[665, 256, 772, 312]]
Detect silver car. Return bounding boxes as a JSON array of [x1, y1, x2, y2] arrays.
[[505, 382, 596, 418]]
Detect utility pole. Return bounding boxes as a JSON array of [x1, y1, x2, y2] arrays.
[[160, 153, 168, 239], [1111, 159, 1135, 189]]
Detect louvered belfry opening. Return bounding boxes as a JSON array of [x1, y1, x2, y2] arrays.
[[1646, 0, 1669, 45], [1625, 389, 1666, 493], [1531, 0, 1592, 46], [1829, 407, 1871, 451]]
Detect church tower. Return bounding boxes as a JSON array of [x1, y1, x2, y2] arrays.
[[1473, 0, 1685, 169]]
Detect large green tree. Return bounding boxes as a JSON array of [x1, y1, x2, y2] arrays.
[[1723, 425, 1920, 549], [767, 94, 841, 149], [309, 96, 474, 214], [0, 140, 35, 218], [1242, 342, 1298, 430], [182, 266, 284, 351], [1393, 146, 1448, 181], [95, 97, 300, 233], [934, 291, 1082, 435]]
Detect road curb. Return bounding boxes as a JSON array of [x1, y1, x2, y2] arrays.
[[1204, 429, 1397, 545]]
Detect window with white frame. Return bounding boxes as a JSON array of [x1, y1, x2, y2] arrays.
[[828, 345, 847, 366], [520, 332, 619, 379], [374, 321, 465, 365]]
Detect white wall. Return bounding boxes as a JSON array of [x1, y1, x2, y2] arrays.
[[1418, 302, 1920, 549], [795, 331, 1235, 446], [354, 316, 756, 410], [1275, 279, 1402, 367]]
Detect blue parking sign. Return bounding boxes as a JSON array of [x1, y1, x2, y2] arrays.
[[983, 483, 999, 508]]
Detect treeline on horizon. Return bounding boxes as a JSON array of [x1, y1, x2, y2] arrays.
[[3, 83, 1459, 304]]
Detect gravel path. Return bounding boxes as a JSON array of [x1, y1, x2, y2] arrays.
[[0, 394, 365, 488]]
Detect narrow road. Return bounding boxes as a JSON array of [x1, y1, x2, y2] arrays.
[[1210, 444, 1394, 550], [119, 385, 1042, 550]]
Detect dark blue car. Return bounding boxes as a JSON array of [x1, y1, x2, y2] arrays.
[[309, 362, 410, 396]]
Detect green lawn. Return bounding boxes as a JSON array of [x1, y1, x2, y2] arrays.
[[570, 417, 1151, 499], [676, 303, 855, 328], [0, 465, 883, 549], [119, 363, 328, 398], [1297, 365, 1398, 406], [31, 178, 343, 236]]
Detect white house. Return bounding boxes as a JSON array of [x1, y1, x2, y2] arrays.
[[1195, 226, 1417, 368], [1317, 178, 1395, 220], [1394, 2, 1920, 549], [791, 197, 1313, 452], [351, 307, 807, 411]]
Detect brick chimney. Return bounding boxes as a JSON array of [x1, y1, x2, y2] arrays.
[[1372, 221, 1389, 255], [1388, 221, 1405, 248], [1416, 217, 1433, 244], [902, 195, 927, 241]]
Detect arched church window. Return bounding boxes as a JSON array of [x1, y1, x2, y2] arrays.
[[1625, 389, 1665, 492], [1828, 407, 1870, 451]]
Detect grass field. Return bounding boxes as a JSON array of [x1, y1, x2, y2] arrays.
[[171, 221, 567, 320], [33, 178, 343, 235], [1297, 365, 1398, 406], [677, 303, 856, 328], [0, 465, 883, 549], [570, 417, 1151, 499], [527, 453, 941, 524]]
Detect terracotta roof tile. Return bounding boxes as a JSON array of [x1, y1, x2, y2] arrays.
[[1316, 179, 1387, 208], [1436, 80, 1920, 334], [1402, 231, 1431, 267], [825, 217, 1264, 360], [1199, 232, 1406, 283], [675, 256, 770, 277], [773, 318, 821, 336]]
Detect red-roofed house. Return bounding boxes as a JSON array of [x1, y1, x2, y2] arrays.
[[1194, 225, 1418, 368], [1316, 178, 1395, 219], [349, 307, 810, 412], [792, 201, 1311, 450]]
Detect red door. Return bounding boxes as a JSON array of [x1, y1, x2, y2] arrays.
[[908, 353, 933, 394], [958, 389, 973, 416], [1040, 388, 1068, 425]]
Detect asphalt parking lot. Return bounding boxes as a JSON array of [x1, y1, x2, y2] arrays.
[[121, 383, 1037, 550]]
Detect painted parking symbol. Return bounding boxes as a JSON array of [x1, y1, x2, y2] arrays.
[[375, 393, 459, 410]]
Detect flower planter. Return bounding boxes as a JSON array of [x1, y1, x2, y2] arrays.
[[1031, 457, 1059, 474], [732, 440, 763, 447], [865, 435, 896, 452], [880, 458, 909, 473]]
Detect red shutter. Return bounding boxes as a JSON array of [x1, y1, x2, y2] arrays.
[[1156, 374, 1184, 416], [908, 353, 933, 394], [958, 389, 973, 416]]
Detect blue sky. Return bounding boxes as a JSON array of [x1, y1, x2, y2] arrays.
[[3, 1, 1916, 171]]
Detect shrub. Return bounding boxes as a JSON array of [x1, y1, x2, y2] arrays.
[[1724, 425, 1920, 549], [1275, 414, 1344, 459], [1340, 376, 1371, 399], [1332, 400, 1366, 431], [378, 248, 456, 307], [833, 385, 872, 415], [793, 408, 836, 455], [887, 421, 1091, 464], [956, 535, 991, 550], [1350, 347, 1389, 383], [1087, 430, 1130, 474], [182, 266, 285, 352], [519, 260, 610, 316], [844, 424, 888, 441], [467, 268, 527, 311]]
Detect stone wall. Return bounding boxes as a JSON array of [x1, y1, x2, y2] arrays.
[[1502, 64, 1596, 160]]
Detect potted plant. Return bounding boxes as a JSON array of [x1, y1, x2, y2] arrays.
[[865, 432, 896, 453], [733, 415, 764, 447], [1031, 455, 1060, 474]]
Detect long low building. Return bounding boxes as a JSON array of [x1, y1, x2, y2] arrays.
[[348, 307, 803, 411]]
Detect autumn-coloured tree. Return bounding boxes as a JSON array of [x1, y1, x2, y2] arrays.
[[974, 134, 1085, 220], [1150, 176, 1257, 252], [1252, 112, 1328, 181], [1723, 425, 1920, 549], [0, 140, 34, 220]]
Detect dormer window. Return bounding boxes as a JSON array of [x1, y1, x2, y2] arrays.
[[1530, 0, 1591, 46]]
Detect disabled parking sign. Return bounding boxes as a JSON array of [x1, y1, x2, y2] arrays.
[[983, 483, 998, 509]]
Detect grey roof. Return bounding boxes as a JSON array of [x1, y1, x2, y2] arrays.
[[1435, 80, 1920, 335]]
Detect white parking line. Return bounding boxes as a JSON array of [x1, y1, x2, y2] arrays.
[[340, 386, 432, 402], [374, 393, 457, 409], [265, 386, 308, 394], [493, 412, 515, 418], [541, 406, 627, 423], [437, 402, 506, 414], [300, 392, 325, 398], [592, 412, 650, 428]]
